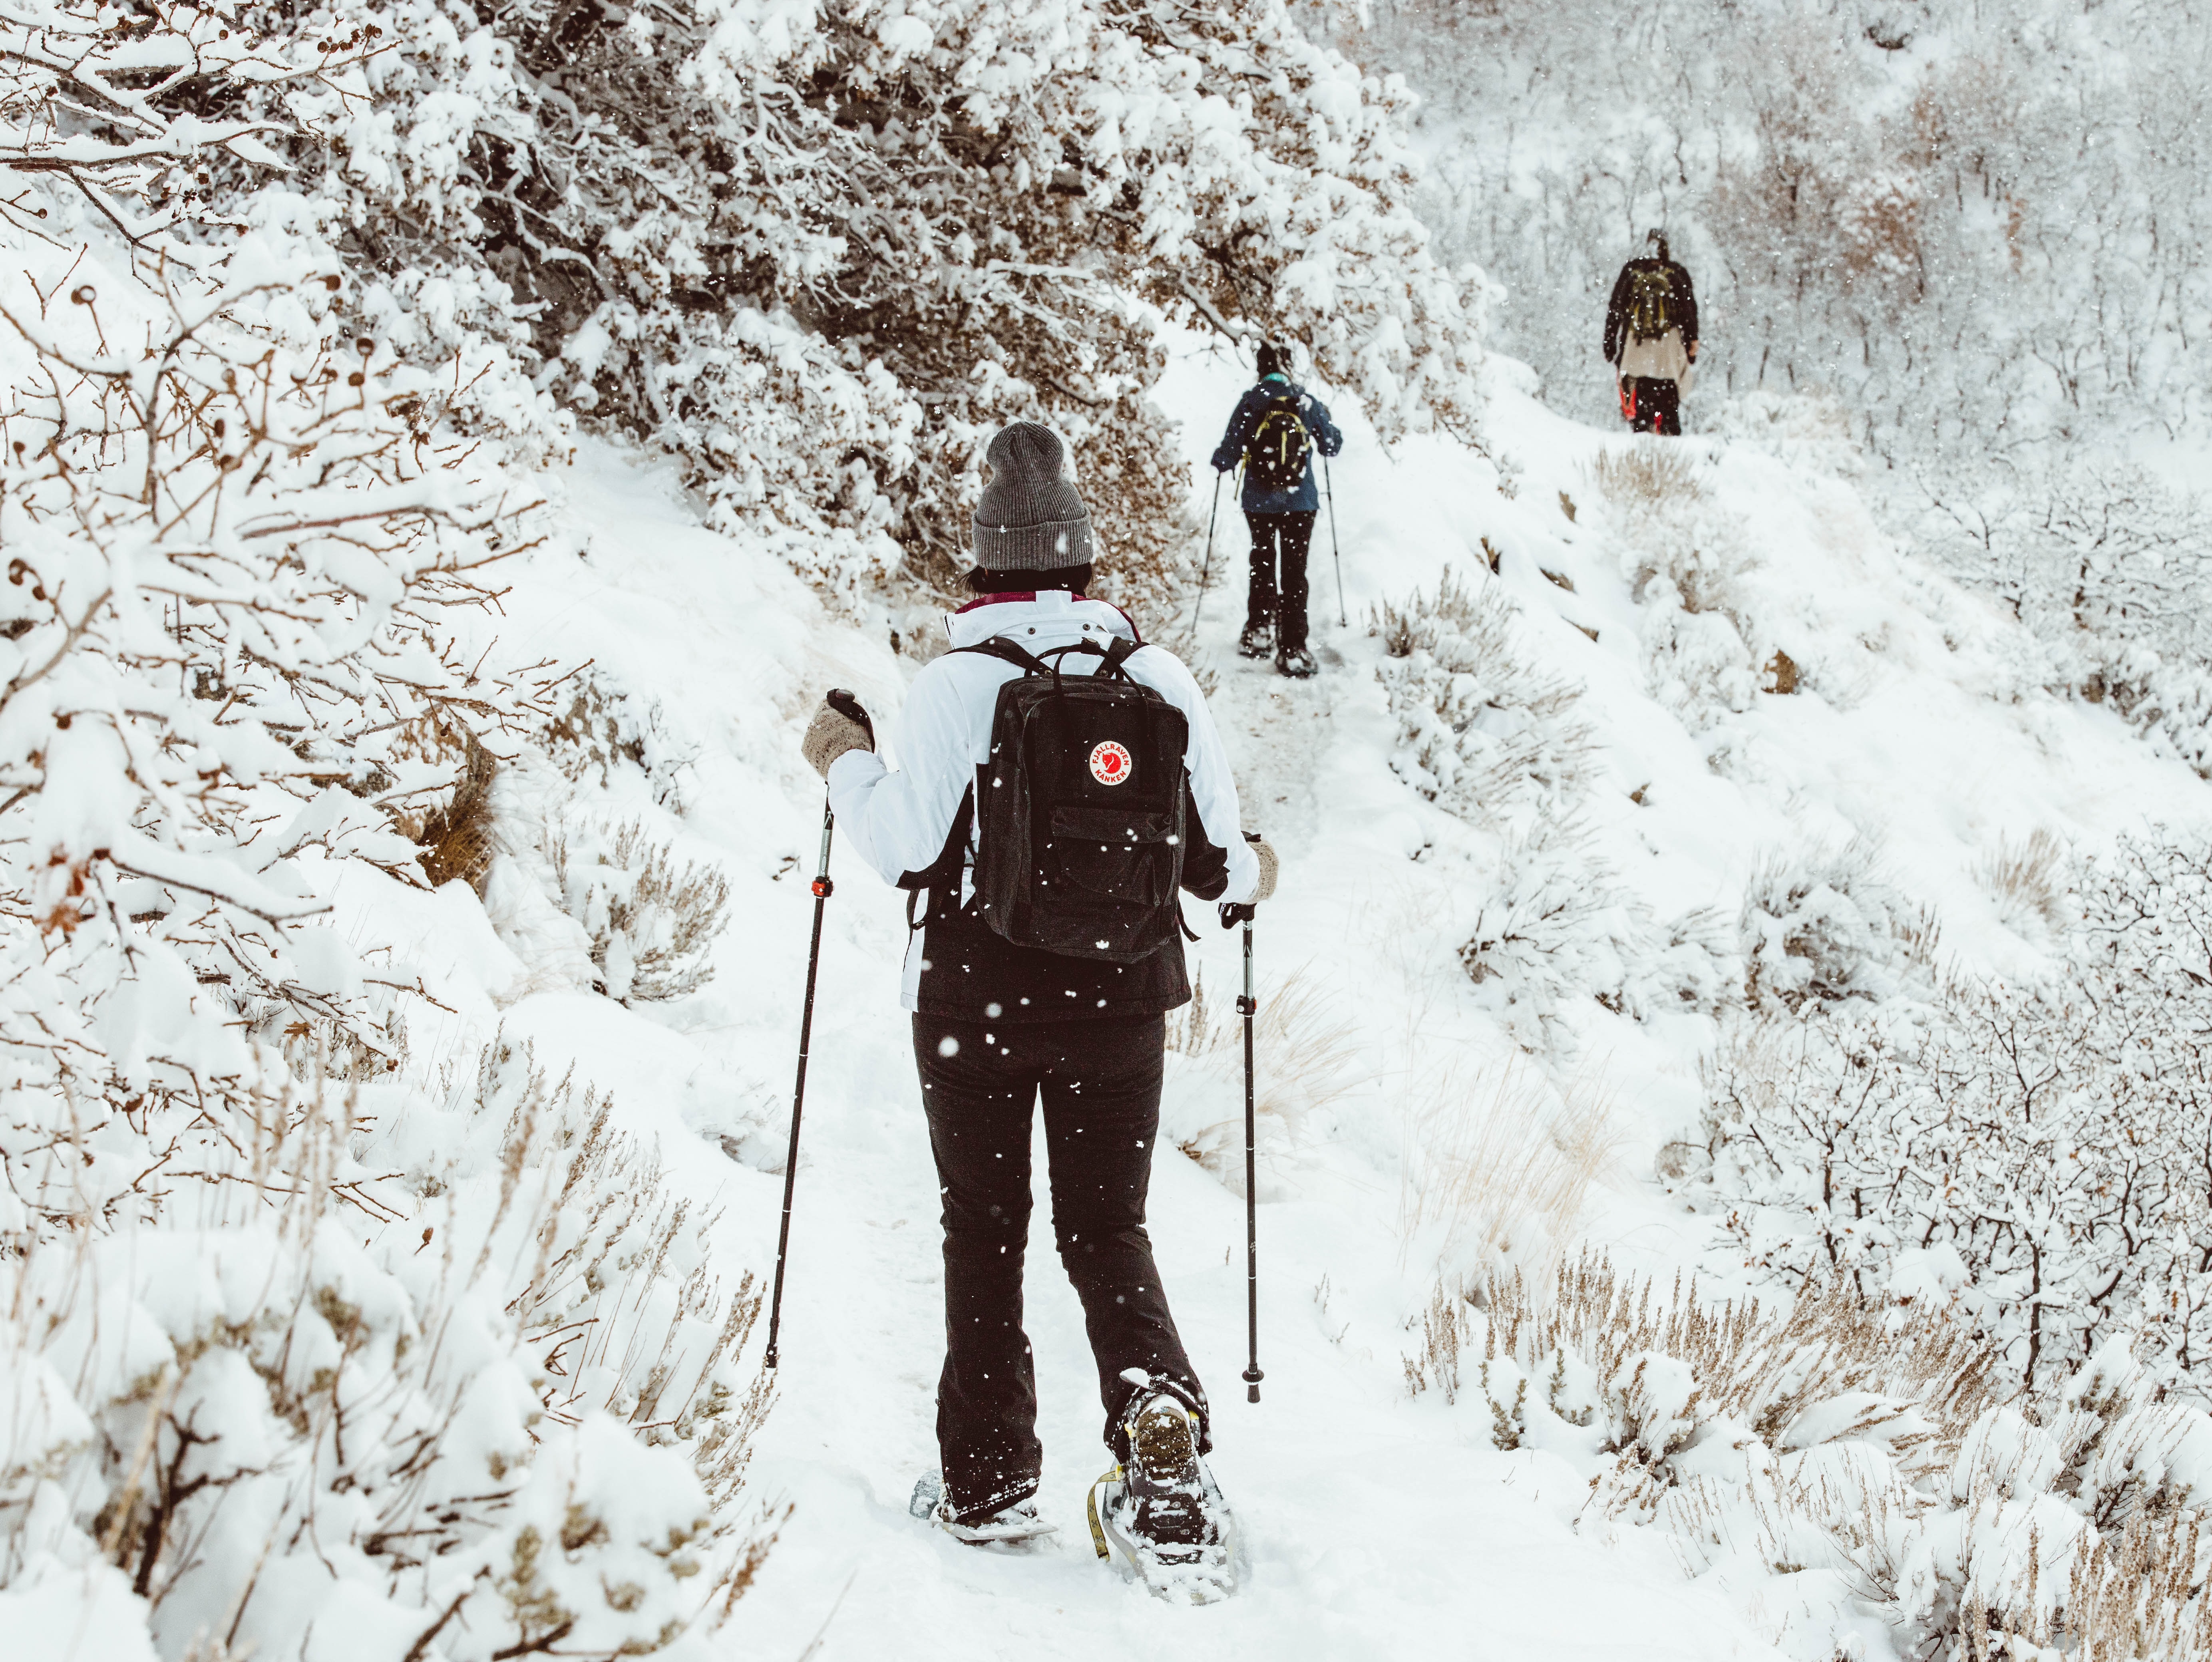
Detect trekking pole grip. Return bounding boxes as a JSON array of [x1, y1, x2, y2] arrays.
[[765, 787, 837, 1370]]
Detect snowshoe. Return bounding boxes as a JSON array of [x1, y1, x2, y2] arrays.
[[1275, 643, 1317, 679], [909, 1472, 1057, 1547], [1237, 619, 1274, 659], [1084, 1392, 1236, 1603]]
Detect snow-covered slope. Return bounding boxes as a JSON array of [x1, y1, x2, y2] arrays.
[[364, 338, 2212, 1658]]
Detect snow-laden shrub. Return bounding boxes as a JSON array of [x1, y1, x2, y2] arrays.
[[543, 820, 732, 1005], [1370, 567, 1595, 829], [1740, 837, 1918, 1012], [231, 0, 1492, 602], [1404, 1254, 2212, 1662], [0, 2, 566, 1229], [544, 672, 700, 811], [0, 32, 773, 1654], [1, 1046, 772, 1660], [1694, 832, 2212, 1399], [1460, 821, 1739, 1050], [1919, 459, 2212, 779], [1394, 1058, 1620, 1280]]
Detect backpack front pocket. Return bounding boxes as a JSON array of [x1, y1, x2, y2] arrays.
[[1042, 805, 1182, 907]]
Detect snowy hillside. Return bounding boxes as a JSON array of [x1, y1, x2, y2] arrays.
[[9, 0, 2212, 1648], [144, 334, 2191, 1659]]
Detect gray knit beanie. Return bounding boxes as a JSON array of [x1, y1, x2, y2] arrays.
[[972, 422, 1094, 571]]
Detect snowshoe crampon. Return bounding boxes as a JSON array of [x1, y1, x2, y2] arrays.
[[909, 1473, 1057, 1547], [1084, 1394, 1236, 1602]]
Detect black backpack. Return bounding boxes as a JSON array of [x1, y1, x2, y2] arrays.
[[1628, 266, 1674, 342], [911, 636, 1192, 963], [1245, 390, 1313, 493]]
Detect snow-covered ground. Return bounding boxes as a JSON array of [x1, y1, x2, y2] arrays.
[[322, 334, 2212, 1658]]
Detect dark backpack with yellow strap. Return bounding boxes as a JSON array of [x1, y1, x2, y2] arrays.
[[1629, 266, 1675, 342], [1245, 389, 1314, 493]]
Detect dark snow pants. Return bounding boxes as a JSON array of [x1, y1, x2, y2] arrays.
[[1245, 510, 1316, 650], [912, 1012, 1208, 1525], [1624, 375, 1682, 436]]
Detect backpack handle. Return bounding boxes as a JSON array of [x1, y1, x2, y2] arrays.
[[957, 634, 1140, 688]]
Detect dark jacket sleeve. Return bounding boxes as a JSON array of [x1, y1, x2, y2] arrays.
[[1210, 389, 1262, 473], [1670, 261, 1699, 350], [1178, 781, 1230, 901], [1306, 394, 1343, 457], [1603, 265, 1635, 364]]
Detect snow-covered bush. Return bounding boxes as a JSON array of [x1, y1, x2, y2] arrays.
[[0, 0, 566, 1235], [545, 672, 699, 811], [1371, 567, 1595, 828], [1405, 1254, 2212, 1662], [543, 819, 732, 1005], [1739, 838, 1918, 1012], [1590, 449, 1769, 722], [1, 1046, 771, 1660], [1917, 459, 2212, 777], [1972, 829, 2070, 938], [0, 21, 773, 1653], [233, 0, 1492, 602], [1693, 832, 2212, 1398], [1460, 821, 1737, 1050]]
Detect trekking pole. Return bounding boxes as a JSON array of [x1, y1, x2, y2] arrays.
[[764, 726, 847, 1370], [1323, 453, 1347, 628], [1192, 469, 1224, 636], [1238, 911, 1263, 1403]]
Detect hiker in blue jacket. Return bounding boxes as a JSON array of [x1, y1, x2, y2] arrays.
[[1210, 342, 1343, 678]]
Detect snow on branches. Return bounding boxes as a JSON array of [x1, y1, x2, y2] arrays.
[[1407, 1255, 2212, 1661], [257, 0, 1488, 601], [0, 0, 569, 1227], [1686, 833, 2212, 1402], [0, 13, 782, 1656]]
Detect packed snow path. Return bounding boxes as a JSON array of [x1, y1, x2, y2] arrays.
[[485, 459, 1790, 1659], [480, 348, 2210, 1660]]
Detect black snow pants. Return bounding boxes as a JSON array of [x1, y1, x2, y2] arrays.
[[1624, 375, 1682, 436], [1245, 510, 1317, 650], [913, 1012, 1208, 1525]]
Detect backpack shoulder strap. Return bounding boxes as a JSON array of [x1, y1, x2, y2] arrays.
[[953, 636, 1053, 675], [903, 782, 975, 931], [1098, 636, 1142, 677]]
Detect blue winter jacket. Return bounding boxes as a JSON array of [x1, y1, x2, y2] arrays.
[[1210, 376, 1343, 513]]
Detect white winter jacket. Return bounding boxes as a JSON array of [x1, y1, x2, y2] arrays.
[[828, 590, 1261, 1016]]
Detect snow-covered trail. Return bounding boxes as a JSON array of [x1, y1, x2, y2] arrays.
[[470, 340, 2212, 1660], [475, 446, 1790, 1660], [722, 653, 1783, 1662]]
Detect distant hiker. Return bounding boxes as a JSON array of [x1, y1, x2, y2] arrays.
[[1603, 231, 1699, 436], [1210, 342, 1344, 678], [800, 422, 1276, 1568]]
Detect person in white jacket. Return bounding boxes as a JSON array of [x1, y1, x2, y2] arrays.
[[798, 422, 1275, 1557]]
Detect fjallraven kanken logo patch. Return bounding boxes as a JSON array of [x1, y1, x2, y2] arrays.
[[1090, 740, 1132, 785]]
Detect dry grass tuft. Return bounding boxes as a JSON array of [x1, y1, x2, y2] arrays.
[[1171, 964, 1363, 1175], [414, 729, 498, 893], [544, 818, 733, 1002], [1397, 1058, 1621, 1278], [1592, 444, 1702, 510], [1974, 827, 2070, 933]]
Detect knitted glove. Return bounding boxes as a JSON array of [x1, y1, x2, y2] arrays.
[[801, 690, 873, 780], [1220, 833, 1277, 926]]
